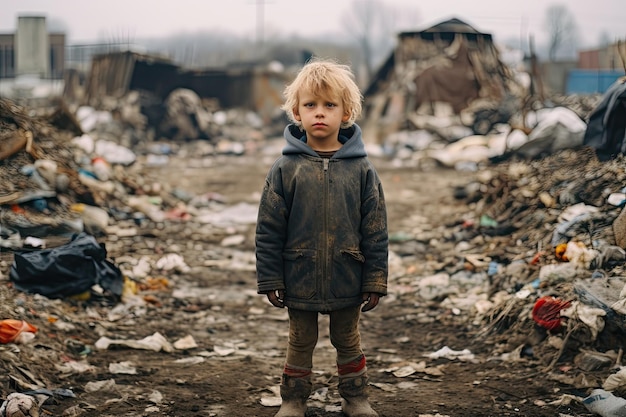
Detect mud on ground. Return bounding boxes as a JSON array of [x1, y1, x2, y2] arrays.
[[1, 143, 596, 417]]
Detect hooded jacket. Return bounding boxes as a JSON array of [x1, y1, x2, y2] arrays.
[[255, 123, 388, 311]]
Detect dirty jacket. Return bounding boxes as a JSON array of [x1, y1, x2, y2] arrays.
[[255, 123, 388, 312]]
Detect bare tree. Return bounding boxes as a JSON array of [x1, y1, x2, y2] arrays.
[[598, 31, 612, 48], [543, 4, 578, 61], [343, 0, 419, 82]]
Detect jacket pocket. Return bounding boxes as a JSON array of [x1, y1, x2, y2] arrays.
[[283, 249, 317, 299], [330, 249, 364, 298]]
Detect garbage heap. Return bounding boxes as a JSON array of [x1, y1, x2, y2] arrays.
[[453, 146, 626, 385], [0, 98, 95, 237]]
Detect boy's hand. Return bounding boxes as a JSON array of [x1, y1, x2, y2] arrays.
[[266, 290, 285, 308], [361, 293, 380, 312]]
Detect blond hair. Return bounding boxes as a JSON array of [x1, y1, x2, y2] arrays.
[[281, 58, 363, 129]]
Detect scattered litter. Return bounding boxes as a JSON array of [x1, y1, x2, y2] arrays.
[[95, 332, 174, 352], [426, 346, 475, 361]]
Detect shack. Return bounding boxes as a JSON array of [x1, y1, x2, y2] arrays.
[[78, 51, 287, 124], [361, 18, 521, 144]]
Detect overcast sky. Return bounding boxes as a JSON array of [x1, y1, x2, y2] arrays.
[[1, 0, 624, 50]]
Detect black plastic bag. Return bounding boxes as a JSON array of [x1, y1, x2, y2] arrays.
[[9, 232, 123, 299], [583, 79, 626, 161]]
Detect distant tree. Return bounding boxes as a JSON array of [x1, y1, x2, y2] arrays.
[[543, 4, 578, 61], [598, 31, 612, 47], [343, 0, 420, 83]]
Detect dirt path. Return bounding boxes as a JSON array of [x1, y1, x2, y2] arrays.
[[1, 141, 593, 417]]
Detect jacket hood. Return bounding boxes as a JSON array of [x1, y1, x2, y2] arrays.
[[282, 124, 367, 159]]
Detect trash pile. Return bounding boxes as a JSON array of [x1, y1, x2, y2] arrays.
[[453, 146, 626, 348], [2, 79, 626, 415], [471, 148, 626, 413], [1, 95, 269, 416], [376, 95, 602, 170], [0, 93, 268, 243], [384, 144, 626, 411]]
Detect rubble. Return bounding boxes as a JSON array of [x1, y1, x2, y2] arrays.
[[362, 18, 526, 145], [1, 54, 626, 415]]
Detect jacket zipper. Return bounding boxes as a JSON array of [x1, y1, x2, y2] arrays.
[[322, 158, 330, 302]]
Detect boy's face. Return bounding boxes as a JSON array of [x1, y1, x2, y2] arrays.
[[293, 90, 350, 148]]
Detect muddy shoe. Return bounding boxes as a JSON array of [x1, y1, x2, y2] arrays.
[[338, 374, 378, 417], [275, 399, 307, 417], [275, 374, 311, 417], [341, 396, 379, 417]]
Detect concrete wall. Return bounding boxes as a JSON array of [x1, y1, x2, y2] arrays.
[[16, 16, 49, 77], [49, 33, 65, 78], [0, 34, 15, 78], [578, 43, 626, 71]]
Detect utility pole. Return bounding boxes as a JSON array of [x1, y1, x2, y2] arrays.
[[257, 0, 265, 46], [249, 0, 273, 46], [251, 0, 266, 46]]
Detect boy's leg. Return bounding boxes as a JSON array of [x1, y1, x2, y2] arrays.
[[275, 309, 318, 417], [286, 309, 318, 369], [330, 306, 378, 417]]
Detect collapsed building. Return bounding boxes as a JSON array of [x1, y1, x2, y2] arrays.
[[361, 18, 525, 144], [64, 50, 290, 141], [81, 51, 286, 116]]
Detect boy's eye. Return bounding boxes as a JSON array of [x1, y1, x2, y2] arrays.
[[326, 103, 336, 108]]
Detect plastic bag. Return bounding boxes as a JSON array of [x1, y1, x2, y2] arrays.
[[0, 319, 37, 344], [9, 232, 123, 299], [583, 388, 626, 417], [532, 295, 572, 330]]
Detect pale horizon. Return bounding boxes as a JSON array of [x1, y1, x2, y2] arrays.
[[1, 0, 624, 52]]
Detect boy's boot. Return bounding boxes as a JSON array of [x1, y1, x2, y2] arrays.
[[338, 373, 378, 417], [275, 374, 312, 417]]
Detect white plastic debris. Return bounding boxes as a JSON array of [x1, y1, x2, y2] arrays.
[[173, 335, 198, 350], [84, 379, 117, 393], [149, 390, 163, 405], [426, 346, 475, 361], [109, 361, 137, 375], [0, 393, 39, 417], [95, 332, 174, 352], [611, 284, 626, 315], [71, 133, 95, 154], [155, 253, 190, 273], [583, 388, 626, 417], [561, 301, 606, 341], [604, 367, 626, 392], [94, 139, 136, 166]]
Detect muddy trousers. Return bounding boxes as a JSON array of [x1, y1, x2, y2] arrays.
[[276, 307, 377, 416]]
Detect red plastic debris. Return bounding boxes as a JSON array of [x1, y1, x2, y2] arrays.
[[0, 319, 38, 344], [532, 296, 572, 330], [530, 251, 544, 265]]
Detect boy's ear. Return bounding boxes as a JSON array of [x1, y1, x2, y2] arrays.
[[293, 108, 301, 121], [342, 111, 351, 122]]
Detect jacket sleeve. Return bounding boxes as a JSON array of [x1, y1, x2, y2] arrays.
[[359, 166, 389, 295], [255, 165, 289, 294]]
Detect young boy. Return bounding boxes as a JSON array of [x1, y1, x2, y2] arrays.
[[255, 58, 388, 417]]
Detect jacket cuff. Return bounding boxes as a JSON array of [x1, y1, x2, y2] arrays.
[[361, 284, 387, 295], [257, 280, 285, 294]]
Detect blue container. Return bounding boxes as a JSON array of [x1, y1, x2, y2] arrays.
[[566, 70, 625, 94]]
